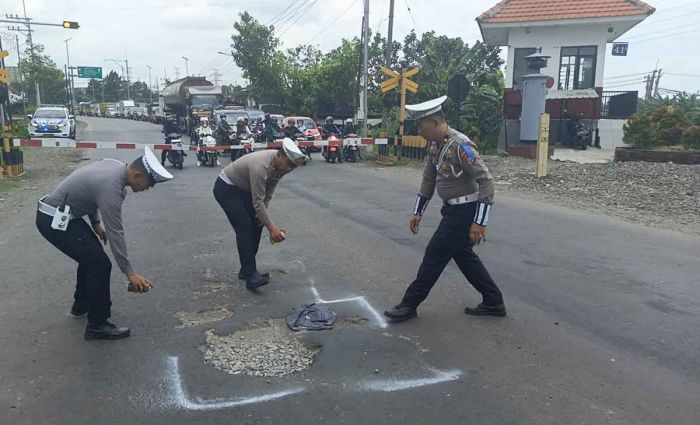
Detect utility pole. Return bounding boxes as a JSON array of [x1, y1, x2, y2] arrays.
[[385, 0, 395, 67], [182, 57, 190, 77], [146, 65, 153, 104], [64, 38, 76, 114], [362, 0, 369, 135], [211, 68, 222, 85], [654, 69, 662, 98], [15, 35, 26, 115]]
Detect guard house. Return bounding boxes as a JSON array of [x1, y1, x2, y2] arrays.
[[477, 0, 655, 151]]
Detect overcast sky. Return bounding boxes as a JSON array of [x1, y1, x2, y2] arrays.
[[2, 0, 699, 96]]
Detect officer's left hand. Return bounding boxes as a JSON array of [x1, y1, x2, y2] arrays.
[[469, 223, 487, 245], [93, 223, 107, 245]]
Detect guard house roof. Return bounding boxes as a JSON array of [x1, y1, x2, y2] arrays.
[[478, 0, 654, 24], [477, 0, 655, 44]]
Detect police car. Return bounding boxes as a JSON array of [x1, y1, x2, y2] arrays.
[[27, 106, 76, 139]]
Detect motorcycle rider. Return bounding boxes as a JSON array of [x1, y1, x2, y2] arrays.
[[161, 116, 181, 166], [343, 118, 356, 136], [262, 113, 282, 143], [196, 117, 216, 166], [283, 119, 302, 139], [232, 117, 253, 161], [216, 114, 232, 145], [322, 116, 341, 137]]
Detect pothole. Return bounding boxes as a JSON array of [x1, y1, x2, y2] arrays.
[[201, 319, 321, 377], [175, 307, 232, 328]]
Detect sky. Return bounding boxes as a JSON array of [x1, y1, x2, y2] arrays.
[[1, 0, 699, 96]]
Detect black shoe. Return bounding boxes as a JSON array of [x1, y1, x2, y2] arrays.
[[245, 272, 270, 291], [84, 320, 131, 340], [464, 303, 507, 317], [383, 304, 417, 322], [238, 271, 270, 280], [70, 302, 88, 317]]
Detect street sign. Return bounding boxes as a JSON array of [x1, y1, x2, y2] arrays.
[[0, 69, 9, 84], [0, 50, 8, 59], [380, 66, 400, 94], [403, 78, 419, 94], [78, 66, 102, 79], [612, 43, 628, 56]]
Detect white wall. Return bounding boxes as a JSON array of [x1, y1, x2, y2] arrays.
[[598, 118, 627, 149], [505, 24, 610, 89]]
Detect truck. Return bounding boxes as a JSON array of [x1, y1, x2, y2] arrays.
[[162, 77, 223, 137], [118, 100, 136, 118]]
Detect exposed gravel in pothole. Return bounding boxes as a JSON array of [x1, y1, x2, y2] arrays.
[[201, 319, 320, 377], [174, 307, 232, 328]]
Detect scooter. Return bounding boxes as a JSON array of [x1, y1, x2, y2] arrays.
[[343, 143, 359, 162], [165, 132, 186, 169], [323, 134, 343, 163], [198, 134, 220, 167]]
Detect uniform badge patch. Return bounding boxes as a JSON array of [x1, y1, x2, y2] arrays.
[[459, 143, 476, 164]]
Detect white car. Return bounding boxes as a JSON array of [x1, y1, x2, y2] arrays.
[[27, 107, 76, 139]]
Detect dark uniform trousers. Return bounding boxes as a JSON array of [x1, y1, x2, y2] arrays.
[[401, 202, 504, 308], [35, 212, 112, 325], [213, 177, 264, 276]]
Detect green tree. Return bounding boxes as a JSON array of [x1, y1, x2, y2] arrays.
[[18, 44, 67, 107], [129, 81, 153, 103], [231, 12, 285, 103], [102, 71, 123, 102]]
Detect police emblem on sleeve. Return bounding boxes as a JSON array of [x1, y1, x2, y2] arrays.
[[459, 142, 477, 165]]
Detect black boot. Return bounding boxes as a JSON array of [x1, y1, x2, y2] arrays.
[[464, 303, 507, 317], [245, 272, 270, 291], [84, 320, 131, 340], [238, 271, 270, 280], [383, 304, 417, 322]]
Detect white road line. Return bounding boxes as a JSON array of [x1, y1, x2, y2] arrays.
[[310, 287, 388, 328], [165, 356, 304, 411], [360, 369, 462, 392]]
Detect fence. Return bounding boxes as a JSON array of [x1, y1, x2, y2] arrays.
[[602, 91, 638, 119]]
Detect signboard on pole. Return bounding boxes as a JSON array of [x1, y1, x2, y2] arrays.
[[612, 43, 628, 56], [77, 66, 102, 79]]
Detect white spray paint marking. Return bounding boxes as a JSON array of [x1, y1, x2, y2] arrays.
[[360, 369, 462, 392], [290, 260, 306, 273], [166, 356, 304, 411], [310, 287, 388, 328]]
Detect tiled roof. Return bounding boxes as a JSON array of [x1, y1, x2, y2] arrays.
[[478, 0, 655, 24]]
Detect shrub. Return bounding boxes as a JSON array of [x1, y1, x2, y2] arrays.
[[681, 126, 700, 150], [650, 106, 690, 146], [623, 113, 656, 147]]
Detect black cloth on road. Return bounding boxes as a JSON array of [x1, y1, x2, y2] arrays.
[[36, 211, 112, 325], [401, 202, 504, 308], [286, 303, 337, 331], [213, 177, 264, 277]]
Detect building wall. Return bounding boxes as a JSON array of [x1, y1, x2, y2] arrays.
[[505, 24, 610, 89]]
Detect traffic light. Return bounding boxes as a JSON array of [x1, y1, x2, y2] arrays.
[[62, 21, 79, 29]]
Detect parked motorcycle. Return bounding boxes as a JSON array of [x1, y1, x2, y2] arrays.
[[165, 132, 186, 169], [574, 122, 591, 150]]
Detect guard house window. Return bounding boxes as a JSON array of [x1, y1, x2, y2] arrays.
[[558, 46, 597, 90], [512, 48, 537, 90]]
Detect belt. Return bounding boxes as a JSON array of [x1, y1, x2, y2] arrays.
[[37, 198, 75, 219], [444, 193, 479, 206], [218, 171, 234, 186]]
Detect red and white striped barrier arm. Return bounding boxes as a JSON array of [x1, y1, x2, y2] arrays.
[[14, 138, 389, 151]]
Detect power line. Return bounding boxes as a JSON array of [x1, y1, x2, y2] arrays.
[[604, 71, 653, 80], [267, 0, 302, 26], [278, 0, 319, 37], [625, 20, 700, 40], [273, 0, 311, 29], [306, 0, 358, 44], [403, 0, 419, 34], [664, 72, 700, 78], [631, 27, 700, 44]]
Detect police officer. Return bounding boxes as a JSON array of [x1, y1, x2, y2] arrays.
[[213, 139, 307, 290], [384, 96, 506, 322], [36, 147, 173, 340]]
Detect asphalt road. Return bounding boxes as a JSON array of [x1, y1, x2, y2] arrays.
[[1, 117, 698, 425]]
